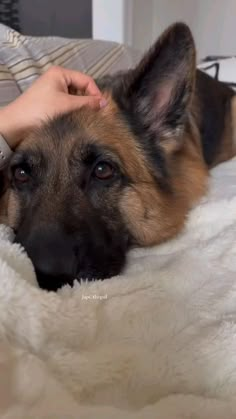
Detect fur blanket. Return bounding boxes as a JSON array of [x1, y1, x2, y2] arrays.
[[0, 157, 236, 419]]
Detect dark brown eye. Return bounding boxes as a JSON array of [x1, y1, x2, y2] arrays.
[[93, 162, 114, 180], [13, 167, 30, 183]]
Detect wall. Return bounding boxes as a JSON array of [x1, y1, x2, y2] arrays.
[[92, 0, 135, 45], [191, 0, 236, 57], [131, 0, 154, 51], [92, 0, 126, 43], [19, 0, 92, 38], [92, 0, 236, 58], [92, 1, 197, 52], [136, 0, 236, 58], [20, 0, 235, 55]]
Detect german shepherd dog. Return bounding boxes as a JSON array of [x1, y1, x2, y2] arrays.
[[1, 23, 236, 291]]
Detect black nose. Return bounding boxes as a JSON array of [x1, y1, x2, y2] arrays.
[[15, 221, 128, 292], [19, 226, 77, 291]]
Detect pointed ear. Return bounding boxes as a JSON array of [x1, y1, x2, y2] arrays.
[[123, 23, 196, 153]]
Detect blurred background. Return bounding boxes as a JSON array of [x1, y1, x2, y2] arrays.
[[0, 0, 236, 58]]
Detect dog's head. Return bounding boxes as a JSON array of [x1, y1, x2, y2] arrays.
[[5, 23, 207, 290]]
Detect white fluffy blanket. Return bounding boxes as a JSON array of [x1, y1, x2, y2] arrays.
[[0, 158, 236, 419]]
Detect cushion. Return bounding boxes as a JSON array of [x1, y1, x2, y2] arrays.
[[0, 23, 140, 106]]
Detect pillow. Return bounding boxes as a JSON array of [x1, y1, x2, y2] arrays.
[[0, 23, 140, 106]]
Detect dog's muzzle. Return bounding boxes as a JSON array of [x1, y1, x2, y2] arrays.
[[15, 224, 127, 291]]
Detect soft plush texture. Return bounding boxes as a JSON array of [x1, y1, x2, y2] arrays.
[[0, 156, 236, 419]]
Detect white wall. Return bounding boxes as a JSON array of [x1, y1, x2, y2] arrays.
[[140, 0, 236, 58], [92, 0, 126, 43], [191, 0, 236, 57], [152, 0, 195, 44], [92, 0, 236, 58], [129, 0, 196, 52], [130, 0, 154, 51]]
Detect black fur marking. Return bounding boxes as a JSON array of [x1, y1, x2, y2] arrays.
[[196, 70, 234, 166], [117, 107, 173, 193]]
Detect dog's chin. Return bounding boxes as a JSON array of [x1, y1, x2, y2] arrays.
[[36, 268, 123, 292], [35, 271, 74, 291]]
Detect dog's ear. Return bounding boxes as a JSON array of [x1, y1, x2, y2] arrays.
[[120, 23, 196, 153]]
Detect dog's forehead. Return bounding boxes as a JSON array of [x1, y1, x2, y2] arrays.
[[17, 98, 151, 180], [21, 99, 132, 152]]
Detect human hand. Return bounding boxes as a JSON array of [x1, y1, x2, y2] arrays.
[[0, 66, 106, 149]]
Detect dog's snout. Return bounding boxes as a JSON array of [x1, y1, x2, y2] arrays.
[[19, 226, 77, 290], [15, 218, 128, 291]]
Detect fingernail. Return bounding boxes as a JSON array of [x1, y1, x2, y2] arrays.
[[99, 98, 107, 108]]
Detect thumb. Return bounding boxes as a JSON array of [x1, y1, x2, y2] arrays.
[[67, 95, 107, 111]]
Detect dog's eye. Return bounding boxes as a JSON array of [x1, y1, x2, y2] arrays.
[[13, 167, 30, 184], [93, 162, 114, 180]]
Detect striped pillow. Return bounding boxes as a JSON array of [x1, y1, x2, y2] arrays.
[[0, 23, 140, 106]]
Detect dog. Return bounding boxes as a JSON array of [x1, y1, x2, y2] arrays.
[[1, 22, 236, 291]]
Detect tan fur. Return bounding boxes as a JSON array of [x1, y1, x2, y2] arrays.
[[78, 97, 155, 184], [73, 98, 208, 246], [6, 192, 20, 229], [119, 120, 208, 246], [1, 93, 235, 249], [0, 189, 9, 225]]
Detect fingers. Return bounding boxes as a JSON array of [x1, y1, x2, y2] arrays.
[[62, 68, 102, 97], [68, 95, 107, 111]]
